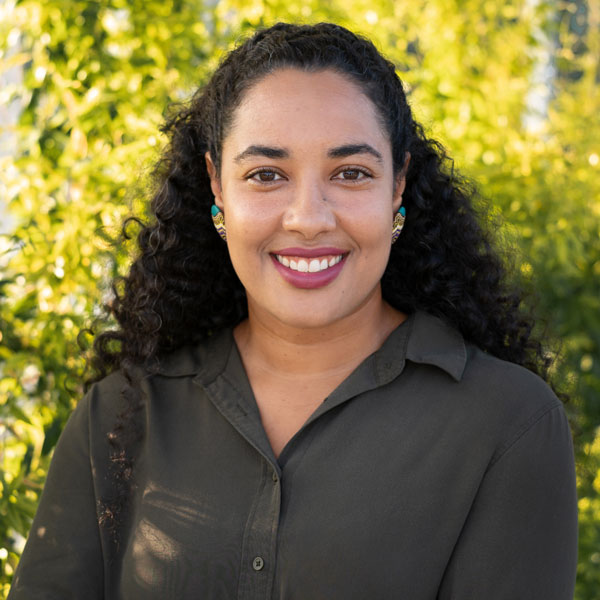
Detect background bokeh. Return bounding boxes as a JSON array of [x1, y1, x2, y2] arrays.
[[0, 0, 598, 597]]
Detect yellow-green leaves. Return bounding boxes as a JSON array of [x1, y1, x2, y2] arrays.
[[0, 0, 598, 596]]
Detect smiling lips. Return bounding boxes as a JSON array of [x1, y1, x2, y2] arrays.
[[270, 247, 347, 289], [274, 254, 343, 273]]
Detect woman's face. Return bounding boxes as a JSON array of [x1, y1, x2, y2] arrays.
[[206, 68, 406, 330]]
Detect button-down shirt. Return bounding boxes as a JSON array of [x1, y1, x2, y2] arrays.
[[9, 311, 578, 599]]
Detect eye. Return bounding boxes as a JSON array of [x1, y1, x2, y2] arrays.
[[246, 168, 284, 183], [333, 167, 373, 182]]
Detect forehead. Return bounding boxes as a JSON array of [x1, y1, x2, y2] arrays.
[[223, 68, 389, 155]]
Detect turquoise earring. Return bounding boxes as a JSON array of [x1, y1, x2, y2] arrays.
[[391, 206, 406, 244], [211, 205, 227, 241]]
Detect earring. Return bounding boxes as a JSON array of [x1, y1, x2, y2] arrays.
[[211, 205, 227, 241], [391, 206, 406, 244]]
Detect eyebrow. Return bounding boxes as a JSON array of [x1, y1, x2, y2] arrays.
[[233, 143, 383, 164], [233, 145, 289, 163], [327, 144, 383, 164]]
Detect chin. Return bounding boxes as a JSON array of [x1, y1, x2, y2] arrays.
[[273, 313, 341, 330], [266, 301, 361, 330]]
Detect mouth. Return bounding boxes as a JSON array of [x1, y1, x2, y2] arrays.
[[269, 248, 348, 289], [273, 254, 344, 273]]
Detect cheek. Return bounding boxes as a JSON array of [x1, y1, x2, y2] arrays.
[[224, 201, 275, 245], [223, 188, 281, 230], [222, 206, 278, 282], [343, 203, 393, 246], [346, 206, 393, 271]]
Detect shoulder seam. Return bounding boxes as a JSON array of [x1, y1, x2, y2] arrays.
[[489, 402, 563, 469]]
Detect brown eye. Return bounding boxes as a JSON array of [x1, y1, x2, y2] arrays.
[[248, 169, 283, 183], [333, 168, 371, 181]]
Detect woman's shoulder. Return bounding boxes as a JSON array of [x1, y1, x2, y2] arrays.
[[452, 342, 567, 463], [404, 312, 567, 457], [69, 370, 132, 440], [462, 342, 560, 415], [406, 310, 560, 413], [80, 328, 234, 415]]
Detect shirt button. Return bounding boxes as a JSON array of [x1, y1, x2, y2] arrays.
[[272, 472, 278, 482], [252, 556, 265, 571]]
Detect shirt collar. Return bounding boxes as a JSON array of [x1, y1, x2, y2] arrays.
[[404, 311, 467, 382], [155, 311, 467, 383], [155, 327, 232, 379]]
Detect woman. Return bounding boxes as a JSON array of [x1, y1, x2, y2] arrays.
[[10, 22, 577, 599]]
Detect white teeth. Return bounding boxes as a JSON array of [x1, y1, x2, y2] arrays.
[[277, 254, 344, 272], [308, 259, 320, 273]]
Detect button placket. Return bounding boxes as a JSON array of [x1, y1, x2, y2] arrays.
[[238, 460, 281, 599]]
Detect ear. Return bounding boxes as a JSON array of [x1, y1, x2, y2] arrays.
[[205, 151, 224, 210], [392, 152, 411, 213]]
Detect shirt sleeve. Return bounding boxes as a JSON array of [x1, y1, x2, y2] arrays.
[[437, 403, 578, 600], [8, 393, 105, 599]]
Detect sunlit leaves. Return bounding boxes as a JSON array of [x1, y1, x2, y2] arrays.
[[0, 0, 598, 596]]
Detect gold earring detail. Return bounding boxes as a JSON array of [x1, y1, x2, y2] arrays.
[[211, 205, 227, 241], [391, 206, 406, 244]]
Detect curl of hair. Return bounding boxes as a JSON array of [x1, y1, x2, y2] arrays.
[[85, 22, 555, 533]]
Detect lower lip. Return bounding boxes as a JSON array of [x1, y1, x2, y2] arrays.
[[270, 255, 346, 289]]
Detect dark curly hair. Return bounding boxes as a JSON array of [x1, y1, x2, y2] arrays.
[[87, 22, 554, 534]]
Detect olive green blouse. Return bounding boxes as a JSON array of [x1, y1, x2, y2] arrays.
[[9, 311, 578, 599]]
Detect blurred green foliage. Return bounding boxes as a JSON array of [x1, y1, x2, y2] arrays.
[[0, 0, 598, 597]]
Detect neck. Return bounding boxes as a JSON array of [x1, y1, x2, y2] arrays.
[[234, 289, 406, 380]]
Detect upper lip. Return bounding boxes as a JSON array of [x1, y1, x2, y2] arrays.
[[272, 247, 347, 258]]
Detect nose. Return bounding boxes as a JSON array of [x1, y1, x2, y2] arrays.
[[281, 177, 336, 239]]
